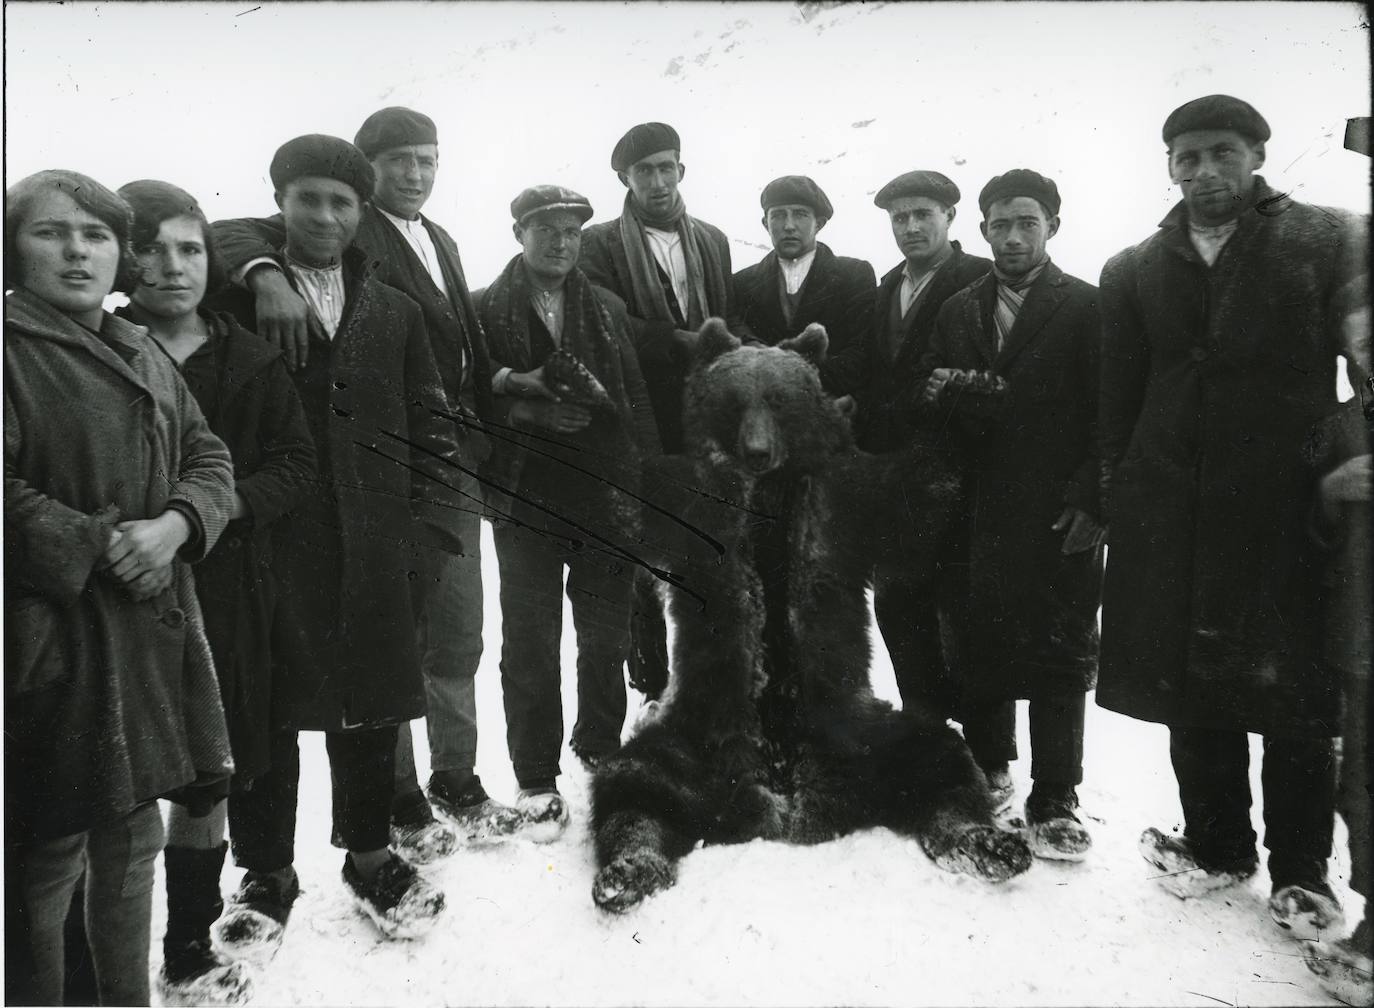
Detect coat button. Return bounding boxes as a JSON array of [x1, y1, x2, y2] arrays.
[[1190, 346, 1209, 362], [162, 607, 186, 628]]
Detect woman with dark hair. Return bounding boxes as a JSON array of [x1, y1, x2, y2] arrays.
[[4, 169, 235, 1006], [115, 179, 316, 1004]]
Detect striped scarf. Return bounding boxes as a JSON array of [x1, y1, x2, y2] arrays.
[[617, 191, 728, 328], [991, 259, 1047, 352]]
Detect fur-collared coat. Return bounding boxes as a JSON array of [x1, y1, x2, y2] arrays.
[[1097, 179, 1367, 737], [916, 261, 1102, 703], [732, 243, 876, 387], [5, 290, 235, 843]]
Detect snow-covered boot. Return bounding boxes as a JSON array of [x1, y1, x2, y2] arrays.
[[1137, 827, 1258, 898], [428, 773, 522, 844], [157, 845, 253, 1006], [389, 806, 459, 866], [515, 786, 571, 843], [341, 852, 445, 940], [1304, 916, 1373, 1007], [1025, 785, 1091, 862], [211, 865, 299, 965], [1269, 878, 1345, 941]]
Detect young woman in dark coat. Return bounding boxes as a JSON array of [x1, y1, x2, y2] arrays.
[[116, 179, 316, 1005]]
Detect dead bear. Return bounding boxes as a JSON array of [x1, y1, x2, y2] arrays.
[[590, 319, 1033, 913]]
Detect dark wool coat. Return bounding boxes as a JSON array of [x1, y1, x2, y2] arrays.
[[214, 247, 465, 732], [917, 262, 1103, 703], [117, 308, 317, 783], [732, 243, 876, 387], [213, 206, 494, 458], [1097, 180, 1366, 737], [581, 215, 748, 453], [826, 241, 992, 452], [4, 290, 235, 844]]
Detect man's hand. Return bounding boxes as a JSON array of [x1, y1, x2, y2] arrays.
[[922, 368, 956, 404], [512, 400, 592, 434], [247, 265, 310, 370], [1052, 506, 1106, 555], [507, 365, 559, 401], [102, 510, 193, 582]]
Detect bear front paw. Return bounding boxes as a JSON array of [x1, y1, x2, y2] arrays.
[[935, 825, 1033, 883], [592, 851, 677, 913]]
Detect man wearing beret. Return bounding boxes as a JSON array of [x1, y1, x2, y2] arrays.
[[916, 169, 1103, 863], [733, 175, 876, 382], [580, 121, 750, 702], [473, 185, 660, 831], [825, 169, 991, 735], [212, 108, 519, 858], [1099, 96, 1368, 935], [208, 134, 458, 947]]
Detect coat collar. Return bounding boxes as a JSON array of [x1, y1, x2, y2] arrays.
[[6, 288, 159, 398], [1157, 175, 1279, 265], [963, 259, 1070, 369], [879, 241, 973, 367]]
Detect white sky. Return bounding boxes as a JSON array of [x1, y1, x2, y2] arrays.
[[4, 1, 1370, 288]]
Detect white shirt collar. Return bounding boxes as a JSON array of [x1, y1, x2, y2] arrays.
[[778, 248, 817, 296]]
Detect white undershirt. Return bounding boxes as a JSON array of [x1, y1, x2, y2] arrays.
[[778, 248, 817, 296], [645, 226, 690, 315], [1188, 220, 1239, 268], [378, 207, 449, 301], [285, 258, 345, 340]]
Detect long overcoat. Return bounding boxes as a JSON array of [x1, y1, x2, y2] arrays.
[[215, 247, 465, 732], [917, 262, 1102, 703], [1097, 181, 1367, 737], [4, 290, 235, 843], [826, 241, 991, 452], [732, 243, 876, 380]]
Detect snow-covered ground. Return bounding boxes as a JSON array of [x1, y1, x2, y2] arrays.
[[151, 522, 1360, 1008]]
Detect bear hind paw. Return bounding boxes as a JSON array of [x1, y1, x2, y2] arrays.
[[592, 851, 677, 914], [935, 825, 1032, 883]]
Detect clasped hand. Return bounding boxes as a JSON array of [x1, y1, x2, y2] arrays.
[[100, 510, 192, 601], [1052, 506, 1106, 556]]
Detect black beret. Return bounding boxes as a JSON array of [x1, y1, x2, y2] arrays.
[[978, 169, 1061, 217], [611, 122, 681, 172], [1162, 95, 1270, 146], [270, 134, 375, 201], [873, 170, 960, 210], [354, 106, 438, 159], [511, 184, 594, 226], [760, 175, 833, 220]]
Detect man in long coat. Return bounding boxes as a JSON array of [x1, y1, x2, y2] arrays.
[[733, 175, 875, 380], [212, 108, 514, 854], [580, 121, 749, 701], [824, 170, 991, 730], [1099, 96, 1368, 932], [917, 169, 1103, 861], [210, 135, 462, 946]]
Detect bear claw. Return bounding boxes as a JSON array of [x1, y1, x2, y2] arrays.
[[592, 852, 677, 914], [936, 825, 1033, 882]]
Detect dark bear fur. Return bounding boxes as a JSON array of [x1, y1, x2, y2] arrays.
[[590, 320, 1032, 913]]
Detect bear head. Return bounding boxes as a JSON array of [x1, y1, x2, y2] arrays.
[[681, 319, 852, 477]]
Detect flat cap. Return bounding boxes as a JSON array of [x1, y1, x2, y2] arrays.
[[978, 168, 1061, 217], [873, 170, 960, 210], [511, 184, 594, 226], [760, 175, 833, 219], [354, 106, 438, 158], [270, 134, 375, 201], [1162, 95, 1270, 145], [611, 122, 680, 172]]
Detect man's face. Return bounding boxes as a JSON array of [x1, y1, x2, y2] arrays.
[[764, 204, 822, 260], [886, 196, 953, 270], [132, 214, 209, 321], [371, 143, 438, 220], [621, 149, 684, 216], [516, 209, 583, 285], [980, 196, 1059, 277], [1168, 129, 1264, 226], [14, 188, 121, 321], [276, 177, 363, 267]]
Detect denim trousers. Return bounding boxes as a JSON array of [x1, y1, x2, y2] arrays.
[[5, 800, 164, 1006]]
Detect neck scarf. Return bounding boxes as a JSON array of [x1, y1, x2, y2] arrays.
[[991, 258, 1047, 352], [617, 191, 728, 329]]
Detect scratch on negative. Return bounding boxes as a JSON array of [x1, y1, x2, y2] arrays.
[[235, 6, 261, 15], [1184, 993, 1234, 1007]]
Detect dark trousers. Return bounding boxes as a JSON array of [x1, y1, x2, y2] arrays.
[[493, 522, 631, 788], [961, 692, 1086, 787], [228, 725, 398, 872], [1168, 727, 1336, 882], [873, 567, 959, 719]]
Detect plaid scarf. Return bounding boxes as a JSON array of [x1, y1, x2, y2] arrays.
[[991, 259, 1047, 352], [617, 191, 728, 328]]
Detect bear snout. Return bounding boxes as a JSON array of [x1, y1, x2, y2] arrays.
[[738, 406, 782, 474]]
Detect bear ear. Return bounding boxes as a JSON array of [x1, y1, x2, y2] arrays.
[[778, 323, 829, 368], [696, 317, 741, 365]]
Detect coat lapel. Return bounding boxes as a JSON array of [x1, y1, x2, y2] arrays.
[[791, 244, 837, 323], [994, 262, 1069, 371], [750, 252, 790, 338], [891, 246, 969, 371]]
